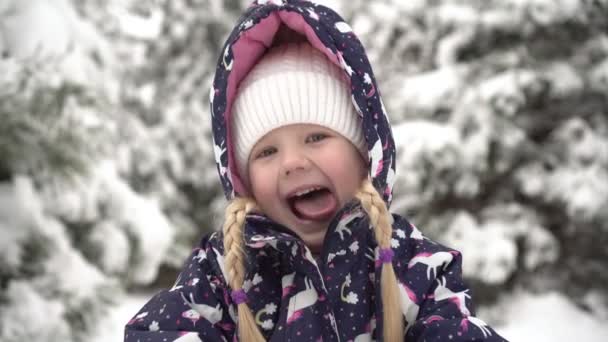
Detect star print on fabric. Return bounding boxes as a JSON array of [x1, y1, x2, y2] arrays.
[[349, 241, 359, 253], [396, 229, 406, 239]]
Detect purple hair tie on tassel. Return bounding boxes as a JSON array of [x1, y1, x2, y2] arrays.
[[231, 289, 248, 305], [379, 248, 394, 264]]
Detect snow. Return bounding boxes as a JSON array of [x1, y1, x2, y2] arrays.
[[88, 220, 131, 274], [90, 293, 153, 342], [14, 177, 109, 296], [435, 3, 478, 26], [391, 120, 462, 210], [522, 224, 559, 270], [110, 7, 163, 40], [438, 204, 561, 285], [436, 27, 476, 66], [0, 0, 113, 86], [393, 121, 461, 158], [0, 0, 118, 109], [442, 212, 518, 284], [42, 160, 176, 284], [495, 291, 608, 342], [480, 9, 522, 31], [0, 181, 30, 269], [477, 70, 539, 117], [0, 0, 72, 58], [369, 2, 401, 23], [506, 0, 582, 25], [1, 282, 71, 341], [0, 177, 113, 341], [91, 161, 175, 284], [548, 165, 608, 220], [94, 290, 608, 341], [394, 66, 467, 117], [537, 118, 608, 220], [589, 57, 608, 91], [389, 0, 427, 14], [543, 62, 584, 97]]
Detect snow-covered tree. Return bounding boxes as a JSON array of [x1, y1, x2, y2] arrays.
[[0, 1, 122, 340], [0, 0, 253, 339], [1, 0, 607, 340], [349, 0, 608, 315]]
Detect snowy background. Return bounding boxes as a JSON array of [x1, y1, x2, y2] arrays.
[[1, 0, 607, 341]]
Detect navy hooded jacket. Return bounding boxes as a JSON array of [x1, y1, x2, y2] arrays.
[[124, 1, 508, 341]]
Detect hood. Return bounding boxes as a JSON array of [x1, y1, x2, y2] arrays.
[[209, 0, 396, 205]]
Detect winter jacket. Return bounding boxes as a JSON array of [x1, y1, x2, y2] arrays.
[[124, 1, 508, 341]]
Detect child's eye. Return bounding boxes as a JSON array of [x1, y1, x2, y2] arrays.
[[254, 147, 276, 159], [306, 133, 328, 143]]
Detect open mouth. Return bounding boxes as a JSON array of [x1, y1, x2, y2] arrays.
[[286, 186, 338, 221]]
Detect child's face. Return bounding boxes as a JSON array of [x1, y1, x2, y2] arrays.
[[247, 123, 367, 252]]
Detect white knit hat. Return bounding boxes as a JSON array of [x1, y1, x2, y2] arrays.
[[232, 42, 367, 178]]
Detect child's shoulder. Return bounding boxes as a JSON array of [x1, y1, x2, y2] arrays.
[[198, 230, 224, 251], [180, 231, 228, 280], [390, 213, 467, 298], [391, 213, 462, 257]]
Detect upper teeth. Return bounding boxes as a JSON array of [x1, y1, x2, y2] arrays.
[[294, 187, 322, 197]]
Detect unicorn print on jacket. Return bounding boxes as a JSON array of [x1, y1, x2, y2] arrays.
[[180, 292, 223, 326], [286, 277, 318, 324], [408, 251, 459, 279]]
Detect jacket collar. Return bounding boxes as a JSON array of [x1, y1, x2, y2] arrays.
[[243, 200, 366, 250]]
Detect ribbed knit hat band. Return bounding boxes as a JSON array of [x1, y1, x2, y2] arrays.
[[232, 42, 366, 179]]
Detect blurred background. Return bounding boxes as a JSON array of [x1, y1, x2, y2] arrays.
[[1, 0, 607, 341]]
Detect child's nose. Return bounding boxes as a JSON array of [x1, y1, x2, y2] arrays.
[[280, 151, 311, 177]]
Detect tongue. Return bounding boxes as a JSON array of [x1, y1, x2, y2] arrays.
[[292, 189, 338, 221]]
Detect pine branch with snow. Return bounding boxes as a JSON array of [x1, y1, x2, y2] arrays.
[[350, 0, 608, 312]]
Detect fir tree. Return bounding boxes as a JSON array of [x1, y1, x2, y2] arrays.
[[350, 0, 608, 314]]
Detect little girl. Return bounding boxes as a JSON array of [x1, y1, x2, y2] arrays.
[[125, 1, 508, 341]]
